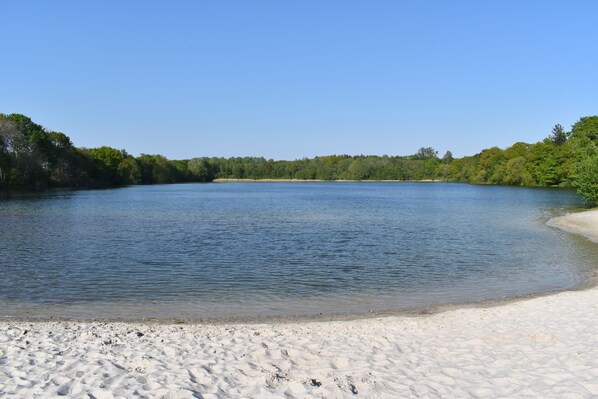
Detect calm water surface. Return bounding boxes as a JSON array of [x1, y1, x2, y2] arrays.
[[1, 183, 596, 319]]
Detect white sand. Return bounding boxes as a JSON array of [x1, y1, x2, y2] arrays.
[[1, 210, 597, 398], [1, 287, 597, 398], [548, 209, 598, 243]]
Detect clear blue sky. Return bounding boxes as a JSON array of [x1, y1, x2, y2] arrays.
[[1, 1, 597, 160]]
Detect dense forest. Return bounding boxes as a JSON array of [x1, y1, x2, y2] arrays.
[[1, 113, 597, 205]]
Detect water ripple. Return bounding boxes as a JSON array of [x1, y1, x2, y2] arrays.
[[0, 183, 596, 319]]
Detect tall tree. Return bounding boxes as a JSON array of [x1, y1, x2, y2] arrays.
[[0, 120, 19, 184], [549, 124, 568, 145], [415, 147, 438, 160], [569, 116, 598, 205]]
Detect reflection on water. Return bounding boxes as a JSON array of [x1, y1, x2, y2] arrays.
[[0, 182, 596, 319]]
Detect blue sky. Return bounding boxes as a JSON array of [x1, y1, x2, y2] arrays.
[[1, 1, 597, 160]]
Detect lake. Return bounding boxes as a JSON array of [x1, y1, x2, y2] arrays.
[[1, 182, 596, 319]]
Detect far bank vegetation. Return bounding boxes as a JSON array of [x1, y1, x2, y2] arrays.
[[1, 113, 597, 206]]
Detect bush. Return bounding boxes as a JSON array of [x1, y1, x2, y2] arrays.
[[574, 154, 598, 206]]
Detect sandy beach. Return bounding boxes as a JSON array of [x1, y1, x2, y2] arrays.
[[548, 209, 598, 243], [1, 211, 597, 398]]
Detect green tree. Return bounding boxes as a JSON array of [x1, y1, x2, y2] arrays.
[[414, 147, 438, 160], [347, 158, 374, 180], [117, 157, 141, 184], [422, 157, 440, 179], [549, 124, 568, 145], [503, 157, 532, 185], [137, 154, 175, 184], [0, 113, 53, 185], [188, 157, 213, 181], [569, 116, 598, 205], [84, 147, 141, 185], [0, 120, 18, 184], [475, 147, 505, 184], [574, 155, 598, 206], [504, 142, 529, 159]]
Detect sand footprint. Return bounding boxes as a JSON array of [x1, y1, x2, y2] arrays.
[[188, 366, 214, 387], [87, 390, 115, 399], [331, 357, 349, 369]]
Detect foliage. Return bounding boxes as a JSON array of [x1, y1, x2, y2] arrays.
[[574, 154, 598, 206], [414, 147, 438, 160], [549, 124, 568, 145], [568, 116, 598, 205], [1, 112, 597, 206]]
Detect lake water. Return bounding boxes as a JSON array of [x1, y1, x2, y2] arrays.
[[1, 182, 597, 319]]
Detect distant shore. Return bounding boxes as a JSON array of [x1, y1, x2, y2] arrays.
[[212, 178, 445, 183]]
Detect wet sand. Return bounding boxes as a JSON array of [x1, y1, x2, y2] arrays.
[[548, 208, 598, 243]]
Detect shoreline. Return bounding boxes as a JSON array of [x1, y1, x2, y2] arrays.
[[2, 210, 597, 397], [3, 288, 597, 398], [0, 283, 591, 326], [547, 208, 598, 243], [2, 210, 597, 326], [212, 178, 444, 183]]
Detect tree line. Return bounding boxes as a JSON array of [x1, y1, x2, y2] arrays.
[[1, 113, 597, 205]]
